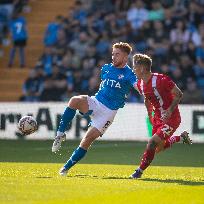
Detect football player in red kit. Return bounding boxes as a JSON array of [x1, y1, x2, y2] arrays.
[[131, 53, 192, 179]]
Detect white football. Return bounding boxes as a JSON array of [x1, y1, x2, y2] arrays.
[[18, 116, 38, 135]]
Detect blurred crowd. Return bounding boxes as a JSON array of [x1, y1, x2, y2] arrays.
[[21, 0, 204, 104]]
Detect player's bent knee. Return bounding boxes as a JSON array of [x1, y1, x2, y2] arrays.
[[68, 96, 82, 109], [147, 139, 157, 150]]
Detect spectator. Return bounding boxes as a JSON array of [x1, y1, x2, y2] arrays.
[[171, 0, 188, 20], [86, 76, 99, 96], [14, 0, 29, 13], [36, 47, 56, 75], [195, 37, 204, 64], [43, 15, 62, 47], [90, 0, 114, 13], [69, 32, 90, 59], [186, 1, 202, 27], [83, 45, 98, 66], [170, 20, 190, 45], [168, 43, 183, 63], [180, 54, 196, 79], [0, 0, 14, 20], [20, 69, 43, 102], [85, 14, 100, 40], [148, 1, 164, 21], [126, 0, 148, 30], [74, 69, 86, 94], [8, 12, 28, 67], [163, 8, 174, 33], [148, 21, 169, 59], [0, 4, 10, 50], [96, 31, 110, 55], [193, 61, 204, 90], [182, 78, 203, 104], [190, 23, 204, 47], [53, 28, 67, 59], [72, 0, 88, 25], [194, 38, 204, 88], [171, 67, 186, 91], [185, 41, 196, 62], [159, 64, 172, 76], [40, 66, 67, 101], [134, 21, 151, 52], [112, 0, 131, 11], [61, 48, 81, 69]]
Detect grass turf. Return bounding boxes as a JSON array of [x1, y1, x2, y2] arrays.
[[0, 140, 204, 204], [0, 163, 203, 204]]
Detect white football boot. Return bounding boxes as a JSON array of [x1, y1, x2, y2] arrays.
[[59, 167, 68, 176], [52, 133, 66, 152]]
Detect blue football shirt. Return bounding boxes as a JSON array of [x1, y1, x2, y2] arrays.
[[10, 16, 27, 41], [95, 63, 137, 110]]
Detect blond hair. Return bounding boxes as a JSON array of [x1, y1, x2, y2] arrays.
[[133, 53, 152, 71], [112, 42, 132, 55]]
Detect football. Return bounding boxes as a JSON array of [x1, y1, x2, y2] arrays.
[[18, 116, 38, 135]]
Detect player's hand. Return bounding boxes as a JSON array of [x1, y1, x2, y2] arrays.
[[161, 109, 172, 122]]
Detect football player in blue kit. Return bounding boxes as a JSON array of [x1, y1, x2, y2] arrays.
[[52, 42, 138, 176], [8, 12, 28, 67]]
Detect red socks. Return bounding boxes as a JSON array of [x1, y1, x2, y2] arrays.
[[140, 148, 155, 171]]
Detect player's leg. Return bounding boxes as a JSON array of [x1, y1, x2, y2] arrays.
[[58, 95, 89, 133], [8, 45, 16, 67], [156, 118, 192, 153], [52, 95, 89, 152], [131, 134, 162, 179], [59, 127, 101, 176], [59, 97, 117, 176], [156, 131, 192, 153], [131, 121, 167, 178], [158, 135, 180, 152], [19, 45, 25, 67]]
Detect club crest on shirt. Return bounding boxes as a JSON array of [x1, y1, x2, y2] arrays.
[[118, 74, 124, 79]]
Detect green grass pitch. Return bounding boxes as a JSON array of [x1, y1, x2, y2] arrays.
[[0, 140, 204, 204]]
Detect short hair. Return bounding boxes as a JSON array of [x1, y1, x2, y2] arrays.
[[112, 42, 132, 55], [133, 53, 152, 71]]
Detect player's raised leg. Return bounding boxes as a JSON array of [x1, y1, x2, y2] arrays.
[[59, 127, 101, 176], [156, 131, 192, 153], [52, 95, 89, 152]]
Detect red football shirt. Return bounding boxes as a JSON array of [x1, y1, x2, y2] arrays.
[[137, 73, 180, 120]]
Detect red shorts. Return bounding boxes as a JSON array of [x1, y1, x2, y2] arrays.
[[152, 115, 181, 140]]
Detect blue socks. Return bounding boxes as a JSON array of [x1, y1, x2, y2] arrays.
[[58, 107, 87, 170], [58, 107, 76, 133], [64, 147, 87, 170]]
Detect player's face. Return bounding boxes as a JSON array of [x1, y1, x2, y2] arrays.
[[112, 48, 128, 68], [133, 64, 143, 79]]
